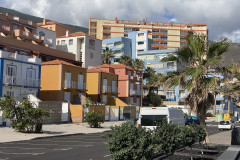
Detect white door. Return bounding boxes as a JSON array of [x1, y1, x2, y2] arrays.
[[120, 107, 124, 120], [65, 72, 71, 88], [61, 102, 68, 122], [110, 107, 119, 121], [78, 74, 83, 89], [105, 106, 109, 120]]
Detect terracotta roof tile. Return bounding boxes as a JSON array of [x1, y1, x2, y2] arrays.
[[42, 59, 78, 67], [57, 32, 90, 38], [37, 21, 73, 30], [87, 67, 117, 75], [98, 64, 135, 71]]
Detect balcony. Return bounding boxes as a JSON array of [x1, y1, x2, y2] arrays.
[[14, 29, 44, 43], [77, 83, 88, 90], [24, 79, 40, 88], [130, 90, 136, 95], [4, 75, 17, 85], [136, 90, 141, 96], [0, 25, 11, 35], [112, 87, 118, 94], [102, 86, 111, 93], [64, 80, 76, 89]]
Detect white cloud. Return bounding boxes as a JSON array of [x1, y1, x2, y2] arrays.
[[221, 30, 240, 43], [2, 0, 240, 42]]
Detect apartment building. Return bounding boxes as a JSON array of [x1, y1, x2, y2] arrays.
[[98, 64, 142, 106], [40, 60, 87, 104], [56, 32, 102, 68], [0, 49, 41, 99], [87, 67, 118, 105], [37, 26, 56, 49], [37, 19, 74, 37], [102, 37, 132, 63], [89, 18, 207, 50], [0, 13, 81, 66]]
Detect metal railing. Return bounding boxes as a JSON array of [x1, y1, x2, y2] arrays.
[[4, 75, 17, 85], [24, 79, 40, 87], [64, 80, 76, 89], [77, 83, 88, 90], [2, 25, 10, 31], [130, 90, 136, 95]]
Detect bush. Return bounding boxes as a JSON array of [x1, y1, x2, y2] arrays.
[[206, 112, 213, 117], [85, 111, 104, 128], [0, 95, 49, 133], [148, 92, 162, 107], [105, 122, 154, 160]]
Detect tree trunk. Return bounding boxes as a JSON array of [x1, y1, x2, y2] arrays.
[[228, 96, 231, 114], [198, 105, 210, 143], [213, 93, 216, 116]]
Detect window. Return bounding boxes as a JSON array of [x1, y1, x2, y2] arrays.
[[90, 22, 96, 27], [102, 79, 108, 92], [7, 91, 14, 97], [90, 52, 93, 59], [132, 28, 139, 31], [160, 30, 168, 34], [138, 33, 144, 37], [124, 34, 128, 37], [103, 33, 111, 37], [161, 36, 167, 40], [103, 27, 111, 31], [78, 74, 84, 89], [13, 24, 18, 30], [114, 41, 122, 48], [89, 39, 95, 50], [180, 30, 187, 35], [112, 80, 116, 93], [0, 19, 2, 24], [106, 43, 113, 48], [160, 42, 167, 46], [102, 95, 107, 103], [61, 40, 65, 45], [141, 115, 167, 126], [7, 65, 16, 77], [152, 29, 159, 34], [152, 35, 159, 39], [90, 29, 95, 33], [130, 97, 133, 103], [166, 90, 174, 98], [138, 41, 144, 45], [124, 28, 131, 32], [64, 72, 71, 88], [137, 98, 140, 106], [153, 41, 159, 45], [180, 91, 185, 98], [57, 41, 60, 45], [114, 50, 122, 54], [26, 68, 36, 86], [128, 71, 132, 76], [180, 42, 186, 47], [180, 36, 186, 41], [167, 62, 175, 69], [64, 92, 70, 102], [69, 39, 73, 45], [138, 49, 144, 52]]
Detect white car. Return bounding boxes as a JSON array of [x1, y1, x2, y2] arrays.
[[218, 120, 235, 130]]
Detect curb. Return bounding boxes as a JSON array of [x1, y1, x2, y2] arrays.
[[217, 146, 240, 160]]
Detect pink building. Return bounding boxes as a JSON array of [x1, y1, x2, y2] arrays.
[[98, 64, 142, 106]]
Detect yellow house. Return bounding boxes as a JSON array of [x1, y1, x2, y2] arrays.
[[40, 60, 87, 104], [87, 67, 118, 105]]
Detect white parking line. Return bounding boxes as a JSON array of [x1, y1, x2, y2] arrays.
[[0, 151, 45, 156], [104, 154, 110, 157], [0, 147, 45, 150]]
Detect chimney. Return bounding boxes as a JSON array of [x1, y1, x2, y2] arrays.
[[115, 17, 118, 23], [66, 30, 69, 37], [43, 19, 46, 25]]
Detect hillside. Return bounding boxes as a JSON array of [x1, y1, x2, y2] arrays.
[[0, 7, 89, 33]]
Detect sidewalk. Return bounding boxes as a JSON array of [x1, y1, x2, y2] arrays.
[[0, 121, 125, 143], [209, 130, 231, 146]]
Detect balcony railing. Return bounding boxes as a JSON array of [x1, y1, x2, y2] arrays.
[[24, 79, 40, 87], [2, 25, 10, 32], [4, 75, 17, 85], [64, 80, 76, 89], [102, 86, 111, 93], [130, 90, 136, 95], [136, 90, 141, 96], [112, 87, 118, 93], [77, 83, 88, 90]]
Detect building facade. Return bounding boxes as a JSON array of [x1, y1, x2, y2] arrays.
[[0, 50, 41, 99], [40, 60, 87, 104], [36, 26, 56, 49], [89, 18, 207, 50], [56, 32, 102, 68], [98, 64, 142, 106], [87, 67, 118, 105], [102, 37, 132, 63]]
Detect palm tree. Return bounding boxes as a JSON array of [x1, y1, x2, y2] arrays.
[[119, 55, 132, 66], [102, 47, 114, 64], [161, 34, 230, 125], [132, 59, 145, 70]]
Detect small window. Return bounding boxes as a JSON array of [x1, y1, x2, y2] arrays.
[[69, 39, 73, 45], [13, 24, 18, 30], [160, 42, 167, 46], [124, 28, 131, 32], [161, 36, 167, 40], [153, 41, 159, 45], [180, 42, 186, 47], [90, 29, 95, 33], [7, 91, 14, 97], [180, 30, 187, 35], [138, 41, 144, 45], [138, 49, 144, 52], [138, 33, 144, 37], [124, 34, 128, 37], [57, 40, 60, 45], [152, 35, 159, 39], [61, 40, 65, 45], [132, 28, 139, 31], [152, 29, 159, 34], [160, 30, 168, 34], [180, 36, 186, 41]]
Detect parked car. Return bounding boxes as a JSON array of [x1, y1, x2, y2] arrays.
[[185, 116, 200, 125], [137, 107, 185, 130], [218, 120, 235, 130]]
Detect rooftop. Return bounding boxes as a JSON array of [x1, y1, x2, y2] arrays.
[[98, 64, 135, 71], [42, 59, 78, 67], [57, 32, 89, 38], [87, 67, 116, 75]]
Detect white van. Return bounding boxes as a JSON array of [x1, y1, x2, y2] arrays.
[[138, 107, 185, 130]]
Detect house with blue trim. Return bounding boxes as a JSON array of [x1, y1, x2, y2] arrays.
[[0, 50, 41, 99]]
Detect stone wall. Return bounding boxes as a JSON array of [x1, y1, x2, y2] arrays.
[[123, 105, 137, 120]]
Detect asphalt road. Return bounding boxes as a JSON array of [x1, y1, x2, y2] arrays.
[[0, 132, 110, 160], [1, 122, 238, 160]]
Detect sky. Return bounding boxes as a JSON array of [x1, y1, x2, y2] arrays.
[[1, 0, 240, 42]]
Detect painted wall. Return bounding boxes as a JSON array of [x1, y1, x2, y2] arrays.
[[37, 26, 56, 49]]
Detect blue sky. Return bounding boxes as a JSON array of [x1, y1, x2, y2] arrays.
[[1, 0, 240, 42]]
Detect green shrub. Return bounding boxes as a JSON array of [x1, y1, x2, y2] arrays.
[[0, 95, 49, 133], [184, 113, 188, 117], [152, 119, 184, 154], [105, 122, 154, 160], [206, 112, 213, 117], [85, 111, 104, 128], [190, 124, 207, 143]]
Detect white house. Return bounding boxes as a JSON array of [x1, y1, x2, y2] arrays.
[[0, 49, 41, 99], [56, 32, 102, 68], [37, 26, 56, 49]]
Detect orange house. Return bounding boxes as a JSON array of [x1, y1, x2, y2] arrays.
[[87, 67, 118, 105], [40, 60, 87, 104], [98, 64, 142, 106]]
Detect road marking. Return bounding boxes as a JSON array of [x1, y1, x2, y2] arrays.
[[33, 139, 99, 143], [0, 147, 45, 150], [52, 147, 72, 151], [0, 151, 45, 156], [9, 143, 94, 147]]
